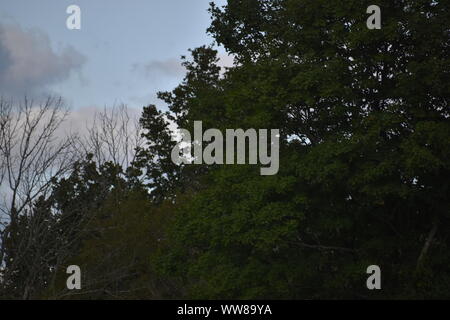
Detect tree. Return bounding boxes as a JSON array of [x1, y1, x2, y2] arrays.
[[0, 96, 79, 298], [0, 153, 147, 299], [0, 96, 76, 218], [44, 190, 176, 299], [79, 104, 144, 170], [155, 0, 450, 298], [135, 46, 225, 202], [2, 0, 448, 300]]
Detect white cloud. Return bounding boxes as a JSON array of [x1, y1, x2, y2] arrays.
[[0, 23, 86, 97], [131, 52, 236, 80], [131, 58, 185, 79]]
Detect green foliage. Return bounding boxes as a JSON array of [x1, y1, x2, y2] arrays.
[[2, 0, 449, 299], [154, 0, 450, 299], [48, 191, 176, 299]]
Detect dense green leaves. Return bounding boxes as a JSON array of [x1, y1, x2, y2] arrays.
[[2, 0, 449, 299], [155, 0, 450, 298]]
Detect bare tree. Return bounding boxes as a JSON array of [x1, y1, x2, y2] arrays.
[[0, 96, 78, 283], [0, 99, 145, 299], [78, 104, 144, 169]]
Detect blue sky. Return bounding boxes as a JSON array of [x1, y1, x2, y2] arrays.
[[0, 0, 229, 110]]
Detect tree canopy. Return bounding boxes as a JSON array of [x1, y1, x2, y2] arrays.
[[1, 0, 449, 299]]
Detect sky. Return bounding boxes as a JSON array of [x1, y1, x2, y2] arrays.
[[0, 0, 231, 111], [0, 0, 233, 218]]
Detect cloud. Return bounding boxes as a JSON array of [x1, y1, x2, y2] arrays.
[[128, 52, 236, 111], [132, 52, 235, 81], [64, 105, 142, 136], [0, 23, 86, 97], [131, 58, 185, 79]]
